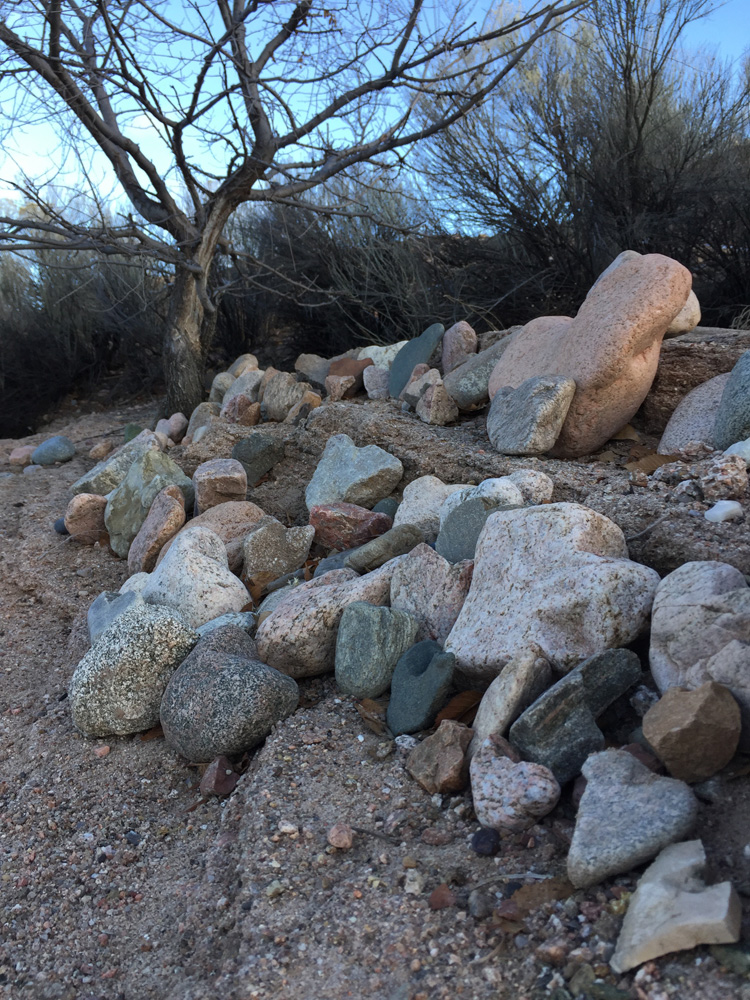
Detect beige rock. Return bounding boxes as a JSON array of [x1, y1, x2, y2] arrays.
[[228, 353, 259, 377], [257, 367, 281, 402], [241, 515, 315, 591], [657, 373, 729, 454], [127, 485, 186, 575], [416, 383, 459, 426], [392, 476, 470, 543], [262, 372, 314, 422], [445, 503, 660, 683], [401, 368, 441, 409], [9, 445, 35, 466], [63, 493, 108, 543], [255, 562, 401, 678], [192, 458, 247, 515], [284, 390, 321, 424], [325, 374, 358, 401], [186, 402, 221, 440], [468, 645, 553, 757], [363, 365, 390, 400], [442, 320, 478, 374], [643, 682, 741, 783], [610, 840, 741, 973], [220, 394, 261, 426], [665, 289, 701, 338], [390, 543, 473, 643], [407, 720, 473, 794], [209, 371, 235, 403], [488, 254, 693, 457], [157, 500, 265, 573], [87, 440, 115, 461]]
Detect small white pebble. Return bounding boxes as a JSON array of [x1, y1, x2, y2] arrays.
[[704, 500, 743, 523], [724, 439, 750, 465]]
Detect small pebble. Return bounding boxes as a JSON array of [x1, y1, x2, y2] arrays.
[[94, 746, 110, 758], [704, 500, 743, 523], [125, 830, 142, 846], [327, 822, 354, 849], [54, 517, 70, 535], [471, 827, 502, 856]]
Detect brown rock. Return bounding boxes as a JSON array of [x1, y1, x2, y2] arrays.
[[157, 500, 265, 573], [309, 501, 392, 550], [88, 440, 115, 461], [325, 374, 358, 401], [327, 822, 354, 849], [9, 445, 35, 467], [407, 720, 473, 794], [328, 357, 374, 397], [428, 884, 457, 910], [488, 254, 692, 457], [416, 382, 459, 425], [127, 485, 186, 574], [643, 682, 741, 782], [199, 756, 239, 797], [192, 458, 248, 515], [220, 394, 261, 426], [63, 493, 108, 544]]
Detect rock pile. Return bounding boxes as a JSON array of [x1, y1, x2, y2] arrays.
[[44, 247, 750, 978]]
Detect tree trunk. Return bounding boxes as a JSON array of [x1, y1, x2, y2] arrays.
[[163, 266, 211, 418]]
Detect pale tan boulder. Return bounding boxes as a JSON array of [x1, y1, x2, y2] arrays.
[[63, 493, 108, 544], [192, 458, 247, 515], [488, 254, 693, 457]]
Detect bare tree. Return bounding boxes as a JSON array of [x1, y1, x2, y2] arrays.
[[0, 0, 588, 414]]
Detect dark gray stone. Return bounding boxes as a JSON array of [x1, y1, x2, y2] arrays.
[[53, 517, 69, 535], [389, 323, 446, 399], [335, 602, 418, 699], [487, 375, 576, 455], [509, 649, 643, 784], [88, 589, 145, 645], [196, 611, 257, 638], [435, 496, 518, 563], [346, 523, 424, 574], [387, 641, 455, 735], [314, 549, 356, 577], [714, 350, 750, 449], [160, 625, 298, 762], [31, 435, 76, 466], [123, 424, 143, 443], [373, 497, 399, 519], [232, 433, 285, 486], [442, 339, 512, 411]]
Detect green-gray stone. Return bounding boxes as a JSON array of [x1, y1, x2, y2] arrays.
[[30, 435, 76, 466], [232, 433, 285, 487], [389, 323, 445, 398], [435, 497, 520, 563], [335, 602, 418, 699], [104, 449, 194, 558], [387, 641, 455, 735], [123, 423, 144, 443], [373, 497, 399, 519], [345, 524, 424, 574], [71, 431, 161, 496], [714, 350, 750, 449]]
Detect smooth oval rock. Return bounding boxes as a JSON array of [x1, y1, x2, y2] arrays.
[[31, 435, 76, 466], [334, 602, 418, 698], [470, 736, 560, 832]]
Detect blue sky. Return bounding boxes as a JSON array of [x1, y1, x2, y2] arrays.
[[681, 0, 749, 63]]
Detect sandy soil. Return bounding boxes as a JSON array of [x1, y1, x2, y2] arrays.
[[1, 395, 750, 1000]]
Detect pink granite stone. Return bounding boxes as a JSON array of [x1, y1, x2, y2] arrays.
[[309, 502, 393, 551], [390, 543, 473, 643], [470, 734, 561, 832], [63, 493, 108, 544], [442, 320, 478, 374], [192, 458, 248, 515], [128, 485, 186, 574]]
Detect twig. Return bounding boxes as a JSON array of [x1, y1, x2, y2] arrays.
[[625, 512, 671, 543], [350, 825, 401, 845]]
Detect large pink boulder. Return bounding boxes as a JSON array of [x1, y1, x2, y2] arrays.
[[487, 254, 692, 457]]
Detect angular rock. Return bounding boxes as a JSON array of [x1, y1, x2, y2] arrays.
[[567, 750, 698, 888], [192, 458, 247, 515], [643, 682, 741, 782], [222, 370, 264, 407], [71, 429, 162, 496], [649, 561, 750, 748], [196, 610, 257, 638], [87, 589, 144, 645], [231, 433, 285, 487], [328, 356, 373, 394], [389, 323, 446, 398], [470, 736, 560, 832], [392, 475, 470, 543], [305, 433, 403, 511], [442, 338, 514, 411], [255, 563, 399, 678], [699, 453, 747, 501], [386, 641, 455, 735], [610, 840, 741, 973], [469, 645, 553, 757], [345, 523, 424, 574], [435, 495, 521, 563], [390, 543, 473, 643], [294, 353, 330, 389], [127, 485, 186, 574], [160, 625, 299, 762], [157, 499, 265, 574], [104, 449, 193, 558], [69, 604, 198, 737], [657, 373, 728, 454], [714, 350, 750, 450], [704, 500, 743, 522], [442, 320, 478, 374], [445, 504, 659, 683], [416, 382, 459, 426], [488, 254, 693, 457], [334, 602, 418, 698], [220, 394, 261, 426], [284, 390, 321, 425], [407, 720, 473, 794], [142, 526, 250, 628], [401, 367, 440, 408], [31, 435, 76, 466], [241, 515, 314, 591], [325, 374, 358, 401], [64, 493, 108, 544], [363, 365, 390, 400], [439, 478, 525, 528], [199, 757, 240, 796], [209, 371, 235, 403], [309, 501, 392, 551], [261, 372, 313, 422], [186, 402, 221, 440], [487, 375, 576, 455], [356, 341, 407, 368]]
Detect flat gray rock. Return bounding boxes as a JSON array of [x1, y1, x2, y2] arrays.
[[487, 375, 576, 455], [305, 433, 403, 511], [231, 433, 285, 487], [657, 373, 728, 455], [389, 323, 445, 398], [71, 430, 161, 496], [567, 750, 698, 888], [160, 625, 298, 762], [335, 602, 418, 698], [31, 435, 76, 466], [442, 338, 513, 411], [88, 589, 145, 645], [69, 604, 198, 738]]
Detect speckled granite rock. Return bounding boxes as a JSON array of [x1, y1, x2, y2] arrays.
[[470, 735, 560, 832], [241, 516, 315, 591], [390, 543, 473, 643], [69, 604, 198, 737], [87, 590, 145, 645], [160, 625, 298, 762], [192, 458, 247, 515]]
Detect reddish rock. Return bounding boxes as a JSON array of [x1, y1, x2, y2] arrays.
[[199, 756, 239, 797], [220, 394, 261, 426], [157, 500, 265, 574], [407, 720, 473, 794], [399, 363, 431, 401], [9, 445, 35, 467], [442, 320, 478, 374], [309, 501, 392, 550], [327, 356, 374, 397], [127, 485, 186, 574], [643, 682, 741, 783], [192, 458, 248, 515], [428, 883, 457, 910], [63, 493, 108, 544]]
